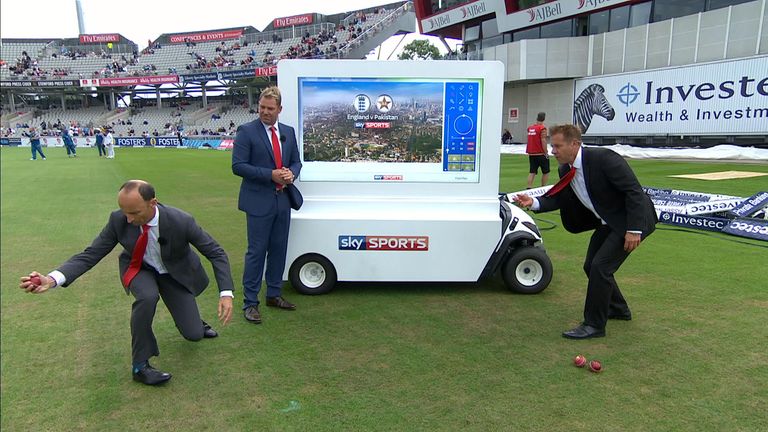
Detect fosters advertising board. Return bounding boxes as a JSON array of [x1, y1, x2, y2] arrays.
[[573, 56, 768, 135]]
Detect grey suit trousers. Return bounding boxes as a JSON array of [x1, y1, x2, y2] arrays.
[[129, 267, 204, 363]]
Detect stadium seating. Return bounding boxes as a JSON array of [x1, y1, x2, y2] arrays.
[[1, 2, 408, 81], [31, 107, 108, 130], [0, 41, 55, 80], [1, 2, 414, 138]]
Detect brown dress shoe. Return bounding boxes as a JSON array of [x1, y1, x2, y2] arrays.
[[266, 296, 296, 310], [244, 305, 262, 323]]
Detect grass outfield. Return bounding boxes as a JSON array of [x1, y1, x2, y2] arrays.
[[2, 147, 767, 431]]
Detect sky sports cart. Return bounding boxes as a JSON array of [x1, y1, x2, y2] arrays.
[[277, 60, 553, 295]]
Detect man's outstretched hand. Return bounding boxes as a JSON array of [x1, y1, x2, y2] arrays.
[[624, 232, 642, 252], [218, 296, 233, 325], [512, 194, 533, 208], [19, 271, 54, 294]]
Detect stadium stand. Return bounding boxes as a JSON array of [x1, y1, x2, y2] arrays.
[[1, 2, 416, 140]]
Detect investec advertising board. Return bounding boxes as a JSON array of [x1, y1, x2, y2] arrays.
[[573, 56, 768, 135]]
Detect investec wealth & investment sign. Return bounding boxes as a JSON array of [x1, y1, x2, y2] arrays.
[[573, 56, 768, 135]]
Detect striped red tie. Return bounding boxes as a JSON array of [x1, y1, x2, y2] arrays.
[[544, 166, 576, 197], [122, 224, 150, 288]]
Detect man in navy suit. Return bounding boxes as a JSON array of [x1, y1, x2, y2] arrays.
[[232, 86, 302, 324], [514, 124, 656, 339]]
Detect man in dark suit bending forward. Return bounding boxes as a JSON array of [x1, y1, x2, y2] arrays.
[[514, 124, 657, 339], [20, 180, 235, 385]]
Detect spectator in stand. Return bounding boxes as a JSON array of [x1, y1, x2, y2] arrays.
[[152, 129, 160, 137], [95, 128, 106, 157]]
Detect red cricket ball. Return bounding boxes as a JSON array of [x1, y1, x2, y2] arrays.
[[573, 354, 587, 368], [589, 360, 603, 373], [30, 275, 42, 286]]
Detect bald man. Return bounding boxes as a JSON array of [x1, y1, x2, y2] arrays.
[[19, 180, 235, 385]]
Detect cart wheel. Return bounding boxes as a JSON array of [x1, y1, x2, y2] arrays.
[[501, 247, 552, 294], [289, 254, 337, 295]]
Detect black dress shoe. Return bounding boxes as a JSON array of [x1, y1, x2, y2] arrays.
[[202, 321, 218, 338], [133, 363, 172, 385], [608, 312, 632, 321], [562, 324, 606, 339], [266, 296, 296, 310], [244, 305, 262, 323]]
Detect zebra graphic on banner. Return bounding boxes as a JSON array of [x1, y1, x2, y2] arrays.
[[573, 84, 615, 134]]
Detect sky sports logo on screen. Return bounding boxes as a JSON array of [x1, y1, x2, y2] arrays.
[[339, 236, 429, 251]]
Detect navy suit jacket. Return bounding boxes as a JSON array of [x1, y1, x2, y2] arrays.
[[537, 147, 657, 237], [232, 120, 302, 216]]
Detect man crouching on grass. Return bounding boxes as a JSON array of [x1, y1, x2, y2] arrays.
[[19, 180, 235, 386]]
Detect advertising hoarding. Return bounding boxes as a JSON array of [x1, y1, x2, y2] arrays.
[[573, 56, 768, 135]]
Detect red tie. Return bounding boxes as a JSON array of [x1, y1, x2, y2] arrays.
[[270, 126, 283, 190], [544, 165, 577, 197], [270, 126, 283, 169], [122, 224, 150, 288]]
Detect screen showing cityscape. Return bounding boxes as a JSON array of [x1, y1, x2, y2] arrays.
[[298, 77, 483, 183]]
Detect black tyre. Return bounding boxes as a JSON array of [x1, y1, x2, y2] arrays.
[[288, 254, 337, 295], [501, 247, 553, 294]]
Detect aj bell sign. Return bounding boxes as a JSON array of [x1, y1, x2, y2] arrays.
[[420, 0, 492, 32], [573, 56, 768, 135], [494, 0, 631, 33]]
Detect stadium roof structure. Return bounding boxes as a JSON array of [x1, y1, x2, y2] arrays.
[[1, 34, 138, 48], [0, 1, 416, 114]]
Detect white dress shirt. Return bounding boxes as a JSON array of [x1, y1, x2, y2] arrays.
[[262, 121, 282, 158], [49, 207, 234, 298], [533, 147, 642, 234], [141, 206, 168, 274], [567, 147, 606, 225]]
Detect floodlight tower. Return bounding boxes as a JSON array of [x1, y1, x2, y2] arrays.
[[75, 0, 85, 34]]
